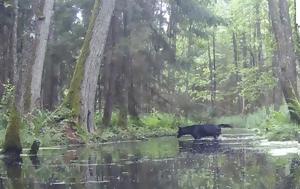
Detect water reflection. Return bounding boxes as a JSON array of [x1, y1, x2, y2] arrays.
[[0, 130, 299, 189]]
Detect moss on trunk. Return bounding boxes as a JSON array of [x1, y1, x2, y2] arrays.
[[2, 104, 22, 154], [63, 0, 100, 120]]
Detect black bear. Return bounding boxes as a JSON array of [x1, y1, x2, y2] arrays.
[[177, 124, 232, 140]]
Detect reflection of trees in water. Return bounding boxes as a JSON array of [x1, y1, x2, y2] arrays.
[[1, 154, 24, 189], [1, 139, 300, 189], [276, 157, 300, 189], [176, 141, 283, 189]]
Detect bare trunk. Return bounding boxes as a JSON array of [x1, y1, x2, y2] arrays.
[[102, 14, 117, 127], [232, 32, 242, 113], [12, 0, 18, 87], [272, 49, 282, 111], [30, 0, 55, 110], [167, 1, 177, 94], [212, 31, 217, 114], [123, 0, 138, 119], [208, 39, 213, 110], [16, 2, 37, 112], [80, 0, 116, 132], [256, 3, 264, 66], [268, 0, 299, 122]]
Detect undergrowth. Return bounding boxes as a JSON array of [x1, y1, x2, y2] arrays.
[[93, 112, 193, 142], [2, 81, 300, 146], [215, 105, 300, 141]]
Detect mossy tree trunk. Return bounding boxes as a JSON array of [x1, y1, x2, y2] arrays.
[[2, 104, 22, 154], [268, 0, 300, 123], [65, 0, 116, 132]]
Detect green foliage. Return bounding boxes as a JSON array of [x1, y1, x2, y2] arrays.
[[216, 105, 300, 141], [19, 109, 67, 147], [0, 83, 14, 130], [94, 112, 193, 142], [216, 108, 268, 129], [239, 67, 276, 102], [264, 110, 300, 141]]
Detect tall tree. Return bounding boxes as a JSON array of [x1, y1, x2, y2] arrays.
[[268, 0, 300, 122], [65, 0, 116, 132], [102, 8, 119, 127], [30, 0, 55, 110]]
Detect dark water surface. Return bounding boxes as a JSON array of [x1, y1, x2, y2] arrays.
[[1, 129, 300, 189]]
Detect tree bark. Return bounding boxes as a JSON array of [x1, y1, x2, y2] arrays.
[[208, 39, 214, 110], [232, 32, 242, 113], [268, 0, 299, 123], [30, 0, 55, 110], [255, 3, 264, 67], [272, 49, 282, 111], [16, 0, 37, 113], [212, 31, 217, 114], [102, 13, 117, 127], [0, 2, 14, 85], [124, 0, 139, 119], [65, 0, 116, 132], [12, 0, 18, 88], [294, 0, 300, 69]]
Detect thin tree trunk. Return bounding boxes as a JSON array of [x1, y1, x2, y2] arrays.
[[124, 0, 139, 119], [12, 0, 18, 88], [272, 49, 282, 111], [232, 32, 242, 113], [256, 3, 264, 67], [42, 1, 59, 110], [185, 21, 192, 93], [294, 0, 300, 68], [212, 31, 217, 114], [167, 1, 177, 94], [208, 39, 214, 110], [30, 0, 55, 110]]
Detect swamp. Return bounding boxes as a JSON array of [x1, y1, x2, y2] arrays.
[[0, 0, 300, 188]]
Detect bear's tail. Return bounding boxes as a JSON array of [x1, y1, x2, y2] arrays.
[[217, 124, 233, 128]]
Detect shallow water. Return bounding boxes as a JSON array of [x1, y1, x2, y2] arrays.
[[1, 129, 300, 189]]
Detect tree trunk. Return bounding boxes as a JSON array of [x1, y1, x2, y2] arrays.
[[167, 0, 177, 94], [212, 31, 217, 114], [102, 13, 118, 127], [30, 0, 55, 110], [232, 32, 242, 113], [268, 0, 300, 123], [42, 2, 61, 111], [208, 39, 214, 111], [0, 3, 14, 85], [12, 0, 18, 88], [272, 49, 282, 111], [294, 0, 300, 71], [65, 0, 116, 132], [255, 3, 264, 67], [16, 0, 38, 113], [123, 0, 139, 119]]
